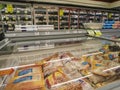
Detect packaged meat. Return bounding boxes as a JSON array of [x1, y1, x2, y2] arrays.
[[45, 68, 69, 89], [5, 74, 45, 90], [42, 53, 64, 77]]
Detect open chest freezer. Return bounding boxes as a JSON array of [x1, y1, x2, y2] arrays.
[[0, 38, 120, 90]]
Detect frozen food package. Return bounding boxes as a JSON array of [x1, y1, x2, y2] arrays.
[[42, 53, 64, 77], [45, 68, 69, 89], [78, 61, 91, 76], [14, 65, 42, 77], [5, 74, 45, 90]]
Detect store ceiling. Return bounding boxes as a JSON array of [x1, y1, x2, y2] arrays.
[[93, 0, 119, 3]]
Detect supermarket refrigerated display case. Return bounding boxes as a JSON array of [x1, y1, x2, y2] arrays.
[[0, 29, 120, 90]]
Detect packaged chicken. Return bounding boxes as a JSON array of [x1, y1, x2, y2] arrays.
[[5, 74, 45, 90]]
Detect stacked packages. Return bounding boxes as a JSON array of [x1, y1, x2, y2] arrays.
[[5, 52, 120, 90]]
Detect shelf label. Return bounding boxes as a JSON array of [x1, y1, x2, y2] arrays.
[[94, 30, 102, 37], [35, 41, 40, 44], [73, 31, 78, 33], [66, 31, 70, 34], [45, 32, 50, 35], [59, 9, 64, 16], [6, 4, 14, 13], [87, 30, 95, 36], [34, 32, 40, 36]]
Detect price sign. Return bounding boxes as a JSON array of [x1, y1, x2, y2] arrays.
[[87, 30, 95, 36], [108, 13, 112, 18], [6, 4, 14, 13], [94, 30, 102, 37], [59, 9, 64, 16]]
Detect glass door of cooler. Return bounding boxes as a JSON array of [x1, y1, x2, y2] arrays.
[[0, 34, 120, 90]]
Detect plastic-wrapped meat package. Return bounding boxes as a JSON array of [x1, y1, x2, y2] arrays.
[[45, 67, 93, 90], [45, 68, 69, 89], [5, 74, 45, 90], [70, 57, 83, 69], [87, 64, 120, 88], [42, 53, 64, 77], [77, 61, 91, 76]]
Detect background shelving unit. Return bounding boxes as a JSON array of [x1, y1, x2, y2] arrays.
[[16, 4, 32, 25], [0, 2, 32, 32], [34, 5, 47, 25]]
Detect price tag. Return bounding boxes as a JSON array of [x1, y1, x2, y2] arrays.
[[35, 41, 40, 44], [6, 4, 14, 13], [94, 30, 102, 37], [73, 30, 78, 33], [45, 32, 50, 35], [87, 30, 95, 36], [66, 31, 70, 34], [59, 9, 64, 16], [108, 13, 112, 18], [35, 32, 40, 36]]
